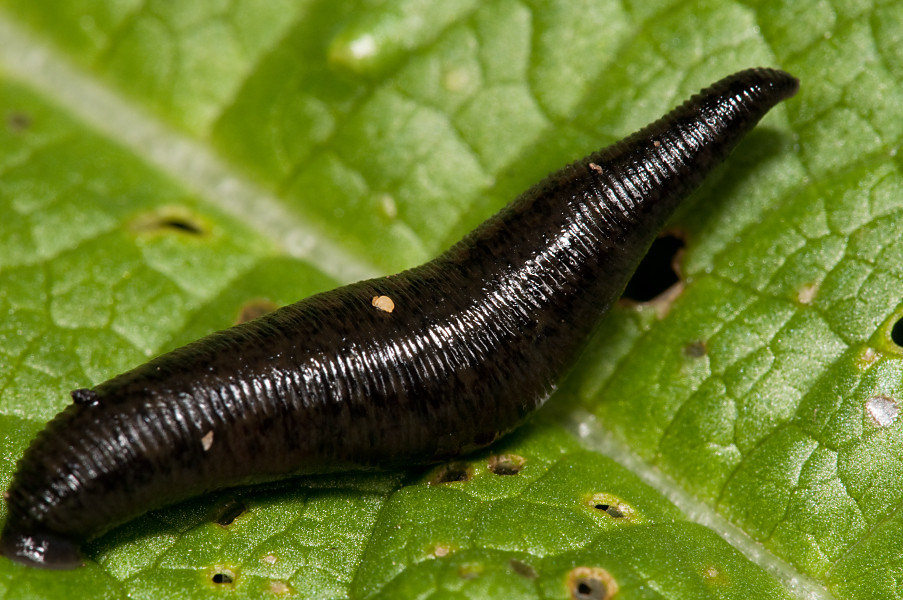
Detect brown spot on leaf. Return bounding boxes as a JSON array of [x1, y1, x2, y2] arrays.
[[236, 299, 278, 324], [6, 111, 31, 133], [213, 498, 247, 526], [488, 453, 525, 476], [509, 559, 537, 579], [429, 462, 472, 484], [683, 340, 707, 358]]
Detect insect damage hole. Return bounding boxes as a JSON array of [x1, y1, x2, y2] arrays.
[[213, 498, 247, 526], [568, 566, 618, 600], [429, 462, 472, 484], [488, 453, 525, 475], [586, 492, 633, 520], [891, 317, 903, 347], [130, 207, 207, 237], [622, 232, 686, 302], [211, 569, 235, 585]]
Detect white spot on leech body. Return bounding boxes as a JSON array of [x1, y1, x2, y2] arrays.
[[867, 396, 899, 427], [348, 35, 377, 59], [201, 430, 214, 451], [588, 162, 603, 173], [372, 295, 395, 313], [653, 140, 661, 147]]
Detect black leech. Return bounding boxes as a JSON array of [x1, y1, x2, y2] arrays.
[[0, 68, 799, 569]]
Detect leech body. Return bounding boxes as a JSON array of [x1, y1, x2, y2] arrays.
[[1, 68, 798, 569]]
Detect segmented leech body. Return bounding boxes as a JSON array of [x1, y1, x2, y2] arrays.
[[1, 68, 798, 569]]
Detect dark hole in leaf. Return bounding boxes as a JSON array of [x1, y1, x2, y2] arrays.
[[573, 578, 607, 600], [235, 299, 279, 325], [429, 462, 471, 484], [6, 111, 31, 133], [568, 566, 618, 600], [622, 233, 685, 302], [891, 318, 903, 347], [488, 453, 525, 476], [593, 503, 625, 518], [509, 559, 537, 579], [158, 217, 204, 235], [214, 498, 247, 526], [212, 573, 233, 584], [131, 209, 207, 237]]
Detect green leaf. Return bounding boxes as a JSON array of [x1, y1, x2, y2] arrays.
[[0, 0, 900, 598]]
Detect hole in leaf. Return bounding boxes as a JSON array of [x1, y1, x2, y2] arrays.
[[429, 462, 471, 484], [160, 217, 203, 234], [212, 572, 234, 584], [130, 207, 207, 237], [891, 318, 903, 347], [593, 503, 625, 518], [213, 498, 247, 526], [488, 453, 525, 476], [622, 232, 686, 302], [509, 559, 537, 579], [586, 492, 634, 520], [567, 566, 618, 600], [6, 111, 31, 133], [236, 299, 278, 324]]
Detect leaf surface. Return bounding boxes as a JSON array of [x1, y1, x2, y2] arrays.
[[0, 0, 901, 598]]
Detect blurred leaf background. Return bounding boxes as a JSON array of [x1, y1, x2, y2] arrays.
[[0, 0, 901, 598]]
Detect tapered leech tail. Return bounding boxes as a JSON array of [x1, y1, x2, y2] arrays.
[[1, 68, 798, 569]]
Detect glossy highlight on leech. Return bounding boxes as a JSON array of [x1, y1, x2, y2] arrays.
[[1, 68, 798, 569]]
